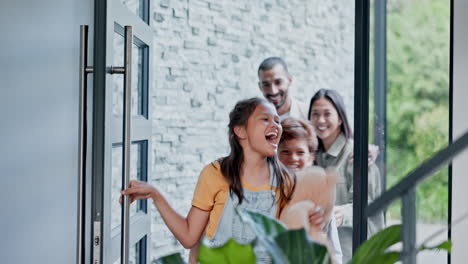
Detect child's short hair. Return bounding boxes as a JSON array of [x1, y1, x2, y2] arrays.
[[280, 117, 318, 153]]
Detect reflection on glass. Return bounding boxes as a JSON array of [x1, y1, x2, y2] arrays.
[[120, 0, 148, 24], [111, 142, 146, 230], [112, 31, 146, 118]]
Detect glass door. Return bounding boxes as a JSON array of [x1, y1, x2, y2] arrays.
[[91, 0, 152, 263]]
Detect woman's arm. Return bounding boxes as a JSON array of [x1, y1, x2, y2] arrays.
[[122, 180, 209, 248], [367, 164, 385, 235], [349, 144, 380, 166], [337, 162, 384, 230]]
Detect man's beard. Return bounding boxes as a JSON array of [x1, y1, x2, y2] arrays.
[[267, 92, 287, 109], [274, 99, 286, 109]]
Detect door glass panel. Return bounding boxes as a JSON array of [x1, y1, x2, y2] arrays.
[[112, 242, 137, 264], [120, 0, 149, 24], [112, 236, 146, 264], [111, 141, 148, 230], [112, 30, 148, 118], [134, 236, 146, 264], [104, 1, 153, 263]]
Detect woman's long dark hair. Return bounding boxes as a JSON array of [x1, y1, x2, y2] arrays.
[[219, 97, 295, 214], [308, 89, 353, 150]]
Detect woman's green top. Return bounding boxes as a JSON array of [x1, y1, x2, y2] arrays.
[[316, 133, 384, 263]]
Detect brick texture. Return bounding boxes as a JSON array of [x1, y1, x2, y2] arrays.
[[143, 0, 355, 261]]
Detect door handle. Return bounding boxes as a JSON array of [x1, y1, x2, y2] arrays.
[[78, 25, 94, 264], [121, 25, 132, 264], [110, 25, 133, 264]]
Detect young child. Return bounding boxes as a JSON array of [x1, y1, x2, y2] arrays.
[[278, 117, 343, 264], [278, 117, 317, 172], [308, 89, 384, 263], [122, 97, 299, 263]]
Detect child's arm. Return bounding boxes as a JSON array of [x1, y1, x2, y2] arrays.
[[188, 241, 201, 264], [122, 180, 209, 249]]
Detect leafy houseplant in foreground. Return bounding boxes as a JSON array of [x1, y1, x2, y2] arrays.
[[197, 238, 256, 264], [350, 224, 451, 264], [157, 209, 331, 264], [156, 210, 451, 264], [236, 209, 331, 264]]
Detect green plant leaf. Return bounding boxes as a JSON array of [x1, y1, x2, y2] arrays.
[[237, 209, 289, 263], [237, 209, 287, 237], [155, 252, 186, 264], [351, 225, 402, 264], [419, 240, 452, 253], [236, 209, 331, 264], [198, 238, 256, 264], [274, 228, 331, 264], [366, 251, 400, 264]]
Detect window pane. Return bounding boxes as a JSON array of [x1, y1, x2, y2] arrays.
[[112, 31, 148, 118], [112, 236, 144, 264], [120, 0, 149, 24], [369, 0, 450, 263], [114, 242, 140, 264], [111, 141, 147, 230]]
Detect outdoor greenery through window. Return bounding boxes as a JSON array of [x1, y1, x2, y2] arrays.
[[370, 0, 450, 224]]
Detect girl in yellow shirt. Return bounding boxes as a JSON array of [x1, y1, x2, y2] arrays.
[[123, 97, 302, 263]]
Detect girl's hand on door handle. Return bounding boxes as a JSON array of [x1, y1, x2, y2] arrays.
[[120, 180, 158, 203]]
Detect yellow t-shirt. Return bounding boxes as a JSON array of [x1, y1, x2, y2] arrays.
[[192, 161, 278, 238]]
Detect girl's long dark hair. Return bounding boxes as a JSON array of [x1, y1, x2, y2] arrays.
[[219, 97, 295, 214], [308, 89, 353, 150]]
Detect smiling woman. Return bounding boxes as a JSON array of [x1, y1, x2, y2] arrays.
[[308, 88, 384, 263]]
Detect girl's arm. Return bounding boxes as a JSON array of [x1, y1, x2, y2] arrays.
[[122, 180, 209, 249], [188, 241, 201, 264]]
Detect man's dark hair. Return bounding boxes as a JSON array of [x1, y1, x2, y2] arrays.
[[257, 57, 290, 76]]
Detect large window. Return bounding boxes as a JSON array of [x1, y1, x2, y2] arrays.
[[369, 0, 451, 262]]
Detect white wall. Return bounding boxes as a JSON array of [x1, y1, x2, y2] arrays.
[[451, 0, 468, 263]]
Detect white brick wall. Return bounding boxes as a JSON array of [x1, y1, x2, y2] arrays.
[[148, 0, 355, 261]]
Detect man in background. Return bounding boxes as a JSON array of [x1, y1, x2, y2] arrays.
[[257, 57, 309, 121]]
